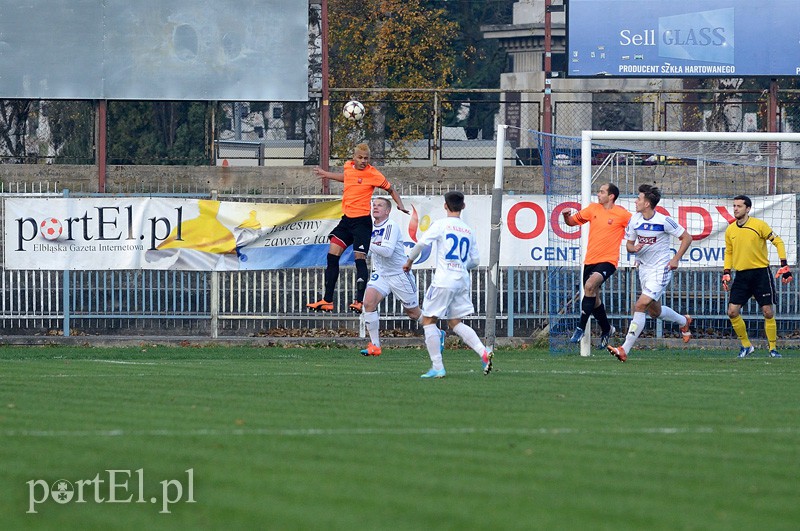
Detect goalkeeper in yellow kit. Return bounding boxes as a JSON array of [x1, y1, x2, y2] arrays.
[[723, 195, 793, 358]]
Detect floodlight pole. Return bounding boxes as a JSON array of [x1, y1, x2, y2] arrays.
[[542, 0, 554, 193], [319, 0, 331, 194]]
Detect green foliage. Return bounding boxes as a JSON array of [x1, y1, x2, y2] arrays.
[[47, 101, 95, 164], [0, 100, 32, 159], [1, 345, 798, 528], [328, 0, 459, 160], [432, 0, 514, 90], [329, 0, 458, 90], [427, 1, 514, 140], [107, 101, 210, 165]]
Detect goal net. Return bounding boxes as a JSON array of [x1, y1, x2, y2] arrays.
[[534, 130, 800, 356]]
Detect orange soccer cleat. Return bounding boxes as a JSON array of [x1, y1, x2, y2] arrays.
[[306, 299, 334, 312], [360, 343, 382, 356], [607, 344, 627, 362], [680, 315, 692, 343]]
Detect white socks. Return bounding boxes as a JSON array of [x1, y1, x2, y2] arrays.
[[620, 307, 688, 354], [622, 311, 647, 353], [657, 305, 686, 326], [452, 322, 488, 357], [423, 324, 444, 370], [364, 311, 380, 347]]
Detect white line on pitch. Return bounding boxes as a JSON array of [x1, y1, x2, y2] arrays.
[[2, 426, 798, 438]]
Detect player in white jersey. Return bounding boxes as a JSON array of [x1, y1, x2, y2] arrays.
[[403, 191, 493, 378], [359, 197, 423, 357], [607, 184, 693, 362]]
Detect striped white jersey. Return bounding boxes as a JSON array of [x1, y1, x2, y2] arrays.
[[369, 218, 408, 276], [625, 211, 686, 269]]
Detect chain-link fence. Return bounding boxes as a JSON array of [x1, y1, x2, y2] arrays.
[[2, 89, 800, 168]]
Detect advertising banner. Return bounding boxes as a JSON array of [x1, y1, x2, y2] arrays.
[[567, 0, 800, 78], [4, 195, 795, 270]]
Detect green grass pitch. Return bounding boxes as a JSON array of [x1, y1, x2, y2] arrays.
[[1, 344, 798, 529]]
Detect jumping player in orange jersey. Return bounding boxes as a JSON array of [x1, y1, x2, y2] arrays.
[[562, 183, 632, 348], [307, 143, 409, 313]]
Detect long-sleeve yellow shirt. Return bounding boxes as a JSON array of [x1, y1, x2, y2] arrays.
[[724, 217, 786, 271]]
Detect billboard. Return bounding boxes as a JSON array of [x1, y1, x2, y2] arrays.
[[566, 0, 800, 78], [0, 0, 309, 100], [5, 195, 795, 270]]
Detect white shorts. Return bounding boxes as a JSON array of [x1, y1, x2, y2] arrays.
[[366, 271, 419, 309], [637, 265, 673, 300], [421, 286, 475, 320]]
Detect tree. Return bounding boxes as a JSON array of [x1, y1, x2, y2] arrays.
[[328, 0, 458, 161], [107, 101, 210, 165], [434, 0, 515, 139], [46, 101, 95, 164], [0, 100, 32, 161]]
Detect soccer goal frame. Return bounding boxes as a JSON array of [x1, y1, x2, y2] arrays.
[[576, 130, 800, 357]]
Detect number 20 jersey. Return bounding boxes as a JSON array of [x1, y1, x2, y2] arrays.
[[417, 216, 480, 290]]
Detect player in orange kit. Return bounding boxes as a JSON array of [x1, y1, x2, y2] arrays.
[[307, 143, 408, 313], [562, 182, 632, 348]]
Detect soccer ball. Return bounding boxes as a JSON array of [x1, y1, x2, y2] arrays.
[[342, 100, 365, 121], [39, 217, 63, 240]]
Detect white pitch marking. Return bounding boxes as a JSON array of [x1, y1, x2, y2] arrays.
[[2, 426, 798, 438], [90, 360, 159, 366]]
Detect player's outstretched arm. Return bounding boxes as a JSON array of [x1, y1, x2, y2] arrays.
[[313, 166, 344, 182], [387, 187, 409, 214]]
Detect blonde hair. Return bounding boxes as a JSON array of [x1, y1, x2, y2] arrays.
[[354, 143, 370, 155], [373, 196, 392, 211]]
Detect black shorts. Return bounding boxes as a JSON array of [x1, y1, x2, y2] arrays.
[[729, 267, 776, 307], [583, 263, 617, 286], [329, 215, 372, 254]]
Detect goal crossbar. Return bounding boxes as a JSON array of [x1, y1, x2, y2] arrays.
[[581, 131, 800, 201]]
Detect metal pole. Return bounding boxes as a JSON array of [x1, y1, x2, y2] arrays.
[[62, 188, 71, 337], [96, 101, 107, 193], [768, 79, 778, 194], [210, 102, 217, 166], [542, 0, 554, 193], [320, 0, 331, 193], [210, 190, 219, 338], [485, 124, 507, 348], [432, 91, 440, 166]]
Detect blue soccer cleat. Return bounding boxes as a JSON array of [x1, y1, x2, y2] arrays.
[[738, 345, 755, 358], [420, 368, 446, 379], [769, 349, 782, 358], [598, 325, 616, 349], [569, 327, 585, 343], [439, 329, 446, 353]]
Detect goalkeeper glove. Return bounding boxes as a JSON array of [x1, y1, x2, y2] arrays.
[[722, 270, 731, 291], [776, 260, 793, 284]]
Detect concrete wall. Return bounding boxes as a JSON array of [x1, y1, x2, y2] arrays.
[[2, 164, 798, 196], [0, 164, 549, 194]]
